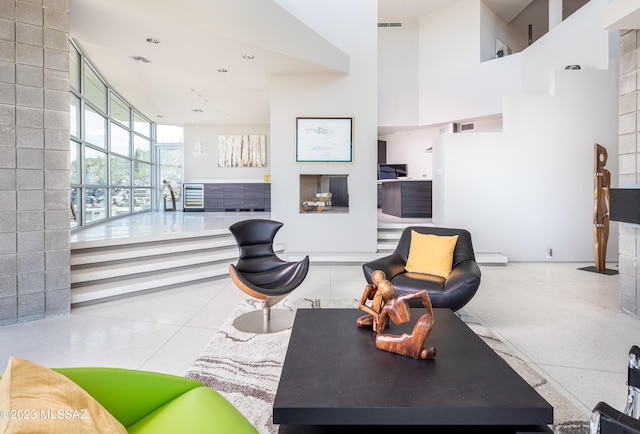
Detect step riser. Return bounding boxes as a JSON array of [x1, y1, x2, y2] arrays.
[[71, 239, 239, 266], [71, 266, 230, 306], [71, 248, 239, 283]]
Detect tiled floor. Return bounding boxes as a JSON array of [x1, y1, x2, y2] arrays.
[[2, 211, 638, 423]]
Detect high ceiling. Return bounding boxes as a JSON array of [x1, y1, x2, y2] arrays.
[[69, 0, 349, 126], [69, 0, 556, 127]]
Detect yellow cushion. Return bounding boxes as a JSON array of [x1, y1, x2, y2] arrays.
[[0, 357, 127, 434], [405, 231, 459, 278]]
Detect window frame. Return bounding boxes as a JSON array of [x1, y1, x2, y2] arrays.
[[69, 39, 156, 229]]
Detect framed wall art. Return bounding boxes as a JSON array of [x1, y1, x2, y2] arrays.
[[296, 117, 353, 163], [217, 134, 266, 167]]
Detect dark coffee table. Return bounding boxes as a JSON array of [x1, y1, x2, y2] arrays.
[[273, 308, 553, 433]]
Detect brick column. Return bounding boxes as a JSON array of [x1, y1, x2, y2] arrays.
[[0, 0, 70, 325], [618, 29, 640, 319]]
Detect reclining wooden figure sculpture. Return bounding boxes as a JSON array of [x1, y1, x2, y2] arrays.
[[356, 270, 436, 360]]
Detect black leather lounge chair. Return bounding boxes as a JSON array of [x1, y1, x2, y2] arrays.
[[590, 345, 640, 434], [362, 226, 481, 311], [228, 219, 309, 333]]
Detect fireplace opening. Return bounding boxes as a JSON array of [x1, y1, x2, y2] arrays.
[[299, 174, 349, 213]]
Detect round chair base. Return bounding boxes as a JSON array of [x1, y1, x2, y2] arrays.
[[232, 309, 296, 334]]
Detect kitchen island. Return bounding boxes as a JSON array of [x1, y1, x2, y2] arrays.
[[378, 178, 432, 218]]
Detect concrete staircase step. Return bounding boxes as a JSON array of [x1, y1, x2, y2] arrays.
[[71, 235, 236, 266], [71, 248, 238, 283], [71, 264, 230, 305]]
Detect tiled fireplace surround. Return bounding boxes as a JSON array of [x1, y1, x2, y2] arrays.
[[618, 29, 640, 319]]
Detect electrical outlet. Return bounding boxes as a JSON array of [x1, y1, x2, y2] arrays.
[[546, 248, 553, 258]]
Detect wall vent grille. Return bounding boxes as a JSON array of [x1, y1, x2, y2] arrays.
[[460, 122, 475, 132], [378, 22, 402, 28]]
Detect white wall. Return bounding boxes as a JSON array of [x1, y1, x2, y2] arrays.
[[269, 0, 378, 254], [417, 0, 612, 126], [433, 69, 619, 261], [378, 18, 420, 127], [183, 124, 270, 181], [418, 0, 517, 126]]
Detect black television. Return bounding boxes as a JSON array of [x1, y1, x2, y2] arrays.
[[378, 164, 407, 180], [610, 188, 640, 224]]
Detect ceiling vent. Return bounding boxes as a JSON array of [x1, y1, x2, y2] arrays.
[[129, 55, 151, 64], [378, 22, 402, 28]]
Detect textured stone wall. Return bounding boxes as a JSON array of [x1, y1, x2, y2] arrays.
[[0, 0, 70, 325], [618, 29, 640, 319]]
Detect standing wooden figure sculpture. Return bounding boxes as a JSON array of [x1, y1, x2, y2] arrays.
[[593, 144, 610, 272]]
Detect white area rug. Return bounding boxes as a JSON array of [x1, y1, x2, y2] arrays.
[[186, 299, 590, 434], [456, 310, 590, 434]]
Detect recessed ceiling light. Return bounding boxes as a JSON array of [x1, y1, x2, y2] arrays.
[[129, 55, 151, 63], [146, 37, 160, 44], [217, 68, 228, 73], [156, 115, 164, 118], [242, 54, 255, 60]]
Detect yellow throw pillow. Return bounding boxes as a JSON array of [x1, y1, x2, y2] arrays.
[[405, 231, 459, 278], [0, 357, 127, 434]]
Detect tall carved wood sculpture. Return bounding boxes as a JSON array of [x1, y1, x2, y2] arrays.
[[593, 144, 610, 272]]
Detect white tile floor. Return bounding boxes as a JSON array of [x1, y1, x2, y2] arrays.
[[2, 212, 638, 423]]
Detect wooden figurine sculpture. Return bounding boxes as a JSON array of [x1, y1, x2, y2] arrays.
[[593, 144, 610, 272], [357, 270, 436, 360]]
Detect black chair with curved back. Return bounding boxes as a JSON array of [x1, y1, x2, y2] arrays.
[[362, 226, 481, 311], [228, 219, 309, 333], [590, 345, 640, 434]]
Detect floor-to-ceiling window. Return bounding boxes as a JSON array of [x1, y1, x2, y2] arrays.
[[69, 41, 154, 228]]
